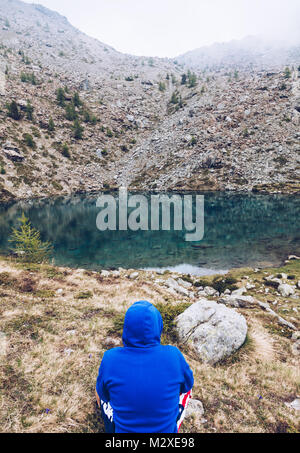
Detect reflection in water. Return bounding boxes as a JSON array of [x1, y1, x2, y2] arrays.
[[0, 192, 299, 274]]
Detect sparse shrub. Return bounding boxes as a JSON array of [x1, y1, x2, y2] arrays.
[[72, 92, 82, 107], [264, 280, 280, 289], [284, 67, 291, 79], [23, 133, 35, 148], [25, 101, 34, 121], [0, 272, 15, 287], [83, 110, 97, 124], [181, 74, 187, 85], [76, 290, 93, 299], [20, 72, 37, 85], [61, 143, 70, 158], [170, 91, 179, 104], [101, 149, 108, 156], [188, 71, 197, 88], [56, 87, 65, 106], [242, 128, 249, 138], [48, 117, 55, 131], [65, 103, 77, 121], [18, 277, 36, 293], [0, 166, 6, 175], [9, 213, 53, 263], [7, 101, 21, 120], [125, 76, 134, 82], [155, 303, 192, 344], [106, 128, 113, 137], [211, 276, 239, 294], [159, 82, 166, 92], [73, 119, 83, 139], [190, 136, 197, 146]]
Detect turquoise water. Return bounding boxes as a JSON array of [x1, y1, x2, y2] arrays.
[[0, 192, 299, 274]]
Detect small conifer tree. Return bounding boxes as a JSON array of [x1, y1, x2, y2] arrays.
[[9, 213, 53, 263]]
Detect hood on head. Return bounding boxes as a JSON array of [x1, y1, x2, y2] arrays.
[[122, 301, 163, 348]]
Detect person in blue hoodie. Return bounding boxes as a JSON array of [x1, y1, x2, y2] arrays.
[[95, 300, 194, 433]]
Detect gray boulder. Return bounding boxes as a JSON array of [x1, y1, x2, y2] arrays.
[[176, 299, 247, 364], [278, 284, 295, 297]]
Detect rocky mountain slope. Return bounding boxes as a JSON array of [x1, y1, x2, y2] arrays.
[[0, 0, 299, 201]]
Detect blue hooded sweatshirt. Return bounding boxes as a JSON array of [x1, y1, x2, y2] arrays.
[[96, 301, 194, 433]]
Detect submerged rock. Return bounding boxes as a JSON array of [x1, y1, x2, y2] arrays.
[[176, 299, 247, 364]]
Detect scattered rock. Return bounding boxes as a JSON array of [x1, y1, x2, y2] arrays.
[[257, 301, 297, 330], [231, 287, 247, 296], [129, 272, 139, 279], [218, 295, 255, 308], [198, 286, 219, 297], [101, 270, 110, 277], [66, 329, 76, 336], [177, 278, 193, 289], [165, 278, 190, 296]]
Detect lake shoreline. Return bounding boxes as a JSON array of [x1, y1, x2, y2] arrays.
[[1, 191, 299, 272], [1, 183, 300, 204]]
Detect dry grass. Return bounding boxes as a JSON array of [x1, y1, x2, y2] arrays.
[[0, 256, 299, 433]]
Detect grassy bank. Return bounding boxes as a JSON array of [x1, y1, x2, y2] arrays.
[[0, 256, 299, 433]]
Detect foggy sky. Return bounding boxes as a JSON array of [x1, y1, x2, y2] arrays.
[[23, 0, 300, 57]]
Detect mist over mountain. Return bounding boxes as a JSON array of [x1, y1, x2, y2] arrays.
[[0, 0, 299, 202], [177, 35, 300, 70]]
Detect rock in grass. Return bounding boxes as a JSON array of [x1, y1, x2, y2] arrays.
[[176, 299, 247, 364], [285, 398, 300, 411], [278, 284, 295, 297], [185, 399, 206, 423], [218, 294, 255, 308]]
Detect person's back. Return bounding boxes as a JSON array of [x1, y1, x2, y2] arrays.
[[96, 301, 194, 433]]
